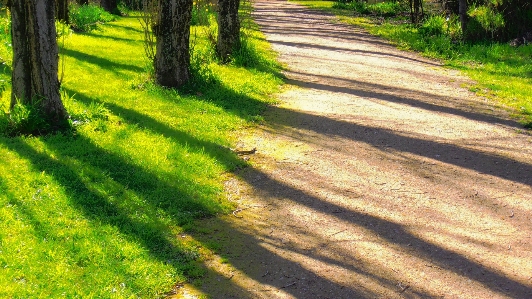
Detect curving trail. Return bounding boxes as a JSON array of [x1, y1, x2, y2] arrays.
[[178, 0, 532, 298]]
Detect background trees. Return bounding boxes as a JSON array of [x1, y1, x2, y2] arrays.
[[340, 0, 531, 42], [434, 0, 532, 42], [55, 0, 69, 23], [2, 0, 245, 134], [142, 0, 242, 87]]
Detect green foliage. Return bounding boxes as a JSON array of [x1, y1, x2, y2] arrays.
[[0, 9, 283, 298], [333, 1, 369, 14], [333, 0, 405, 17], [189, 9, 219, 87], [419, 15, 446, 37], [69, 4, 117, 32], [55, 20, 73, 39], [191, 0, 216, 26], [367, 1, 404, 16], [0, 8, 11, 65], [189, 45, 219, 88], [0, 98, 71, 137], [466, 5, 505, 40], [418, 15, 462, 45], [62, 90, 111, 132]]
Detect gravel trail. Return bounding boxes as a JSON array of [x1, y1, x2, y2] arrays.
[[177, 1, 532, 298]]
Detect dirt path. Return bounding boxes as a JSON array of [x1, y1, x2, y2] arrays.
[[177, 0, 532, 298]]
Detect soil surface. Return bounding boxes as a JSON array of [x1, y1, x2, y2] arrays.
[[176, 0, 532, 298]]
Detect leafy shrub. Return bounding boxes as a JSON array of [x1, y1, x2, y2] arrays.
[[333, 1, 404, 17], [419, 15, 446, 36], [56, 20, 72, 39], [0, 98, 67, 136], [466, 5, 505, 40], [367, 1, 404, 16], [69, 4, 117, 32], [191, 0, 216, 26], [333, 1, 369, 14], [189, 45, 219, 88]]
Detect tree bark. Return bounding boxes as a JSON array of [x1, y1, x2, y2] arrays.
[[100, 0, 119, 14], [458, 0, 468, 37], [10, 0, 68, 123], [154, 0, 192, 88], [217, 0, 240, 61], [55, 0, 69, 23]]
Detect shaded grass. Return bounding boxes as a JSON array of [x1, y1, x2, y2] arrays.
[[0, 11, 282, 299], [294, 0, 532, 128]]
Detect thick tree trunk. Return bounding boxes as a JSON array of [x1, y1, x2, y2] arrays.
[[217, 0, 240, 61], [459, 0, 468, 37], [55, 0, 69, 23], [10, 0, 68, 123], [154, 0, 192, 88], [100, 0, 119, 14]]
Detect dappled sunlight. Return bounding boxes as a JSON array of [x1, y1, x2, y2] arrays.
[[185, 143, 531, 297], [1, 0, 531, 297], [178, 1, 532, 296]]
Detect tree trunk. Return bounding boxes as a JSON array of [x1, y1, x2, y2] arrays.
[[55, 0, 69, 23], [10, 0, 68, 123], [217, 0, 240, 61], [100, 0, 119, 14], [458, 0, 468, 36], [154, 0, 192, 88]]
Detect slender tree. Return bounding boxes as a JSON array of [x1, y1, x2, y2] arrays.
[[408, 0, 424, 24], [154, 0, 193, 88], [55, 0, 69, 23], [458, 0, 467, 37], [9, 0, 68, 125], [217, 0, 240, 61]]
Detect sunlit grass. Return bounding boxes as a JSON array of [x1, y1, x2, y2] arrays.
[[0, 10, 282, 299]]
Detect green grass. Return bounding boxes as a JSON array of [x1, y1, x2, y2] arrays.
[[295, 0, 532, 128], [0, 11, 282, 299], [333, 0, 405, 17]]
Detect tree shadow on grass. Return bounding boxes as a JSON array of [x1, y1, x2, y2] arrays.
[[56, 84, 381, 298], [62, 48, 144, 74], [63, 87, 246, 172], [104, 21, 145, 34], [79, 31, 144, 43], [0, 128, 247, 295], [0, 85, 377, 298]]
